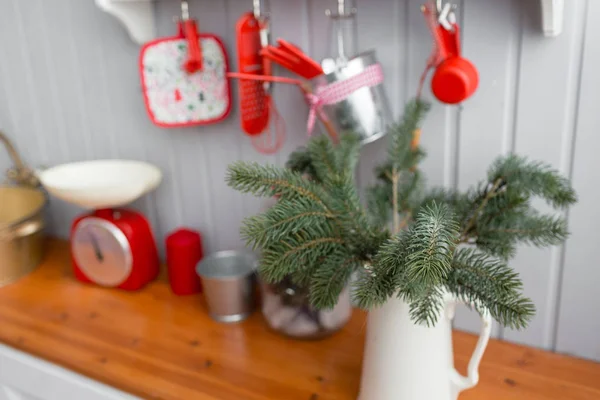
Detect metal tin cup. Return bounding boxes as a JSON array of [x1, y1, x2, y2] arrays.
[[196, 251, 257, 323], [313, 50, 392, 145]]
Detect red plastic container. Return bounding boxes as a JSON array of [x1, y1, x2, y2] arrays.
[[166, 228, 204, 295]]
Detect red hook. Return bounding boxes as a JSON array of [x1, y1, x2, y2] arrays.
[[180, 1, 202, 74]]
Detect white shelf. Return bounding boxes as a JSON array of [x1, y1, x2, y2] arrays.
[[95, 0, 155, 45], [95, 0, 564, 43], [540, 0, 564, 37]]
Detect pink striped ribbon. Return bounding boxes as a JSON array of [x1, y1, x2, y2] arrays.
[[306, 63, 384, 134]]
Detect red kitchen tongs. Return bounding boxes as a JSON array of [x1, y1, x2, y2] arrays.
[[260, 39, 324, 80]]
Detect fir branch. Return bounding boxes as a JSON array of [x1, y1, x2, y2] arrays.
[[241, 198, 335, 250], [334, 133, 362, 174], [388, 100, 430, 170], [260, 235, 345, 282], [327, 174, 374, 241], [354, 231, 410, 308], [366, 183, 392, 227], [307, 134, 338, 183], [286, 147, 318, 181], [226, 162, 327, 207], [445, 248, 535, 330], [309, 253, 359, 309], [405, 203, 460, 285], [408, 285, 444, 327], [398, 170, 425, 213], [488, 155, 577, 209], [460, 178, 503, 240], [484, 214, 568, 245], [476, 212, 569, 259], [479, 190, 530, 228], [227, 97, 577, 332], [392, 168, 400, 233]]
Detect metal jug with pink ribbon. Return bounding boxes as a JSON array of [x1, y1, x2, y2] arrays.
[[310, 50, 391, 145], [311, 1, 392, 145]]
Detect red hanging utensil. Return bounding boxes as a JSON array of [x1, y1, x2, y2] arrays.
[[235, 9, 285, 154], [260, 39, 323, 80], [236, 11, 270, 135], [419, 1, 478, 104], [180, 1, 203, 74]]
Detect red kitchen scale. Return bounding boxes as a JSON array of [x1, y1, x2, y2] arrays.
[[38, 160, 161, 290]]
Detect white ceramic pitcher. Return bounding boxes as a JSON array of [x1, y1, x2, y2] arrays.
[[358, 292, 492, 400]]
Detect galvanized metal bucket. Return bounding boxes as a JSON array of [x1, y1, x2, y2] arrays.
[[196, 251, 257, 323], [312, 50, 392, 145]]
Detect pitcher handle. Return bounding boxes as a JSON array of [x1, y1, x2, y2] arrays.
[[445, 295, 492, 394]]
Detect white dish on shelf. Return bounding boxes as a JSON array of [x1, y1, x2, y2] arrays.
[[38, 160, 162, 209]]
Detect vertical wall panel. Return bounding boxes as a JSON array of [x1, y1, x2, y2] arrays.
[[405, 0, 452, 188], [355, 0, 404, 195], [556, 0, 600, 361], [502, 0, 586, 349], [452, 0, 522, 338], [0, 0, 597, 358], [269, 0, 311, 166]]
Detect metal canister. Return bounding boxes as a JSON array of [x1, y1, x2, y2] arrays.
[[0, 186, 46, 287], [313, 50, 392, 145], [1, 131, 47, 287], [196, 251, 257, 323]]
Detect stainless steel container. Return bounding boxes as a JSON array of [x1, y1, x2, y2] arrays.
[[0, 186, 46, 286], [0, 131, 47, 287], [313, 50, 392, 145], [196, 251, 257, 323]]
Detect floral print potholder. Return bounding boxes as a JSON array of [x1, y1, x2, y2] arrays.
[[140, 35, 231, 127]]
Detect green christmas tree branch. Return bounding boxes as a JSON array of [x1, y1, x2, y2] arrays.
[[226, 97, 577, 330]]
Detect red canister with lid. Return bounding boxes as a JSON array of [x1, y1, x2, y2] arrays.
[[165, 228, 203, 295]]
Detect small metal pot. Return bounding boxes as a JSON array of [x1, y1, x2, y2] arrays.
[[313, 50, 392, 145], [196, 251, 257, 323], [0, 186, 47, 287]]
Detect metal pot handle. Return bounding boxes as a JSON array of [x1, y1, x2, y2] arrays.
[[0, 130, 40, 187], [0, 220, 44, 241]]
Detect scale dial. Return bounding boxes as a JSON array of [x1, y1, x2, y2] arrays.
[[72, 217, 133, 287]]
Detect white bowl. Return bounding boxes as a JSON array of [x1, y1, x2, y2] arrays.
[[38, 160, 162, 209]]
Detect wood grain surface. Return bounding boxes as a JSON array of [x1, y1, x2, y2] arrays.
[[0, 239, 598, 400]]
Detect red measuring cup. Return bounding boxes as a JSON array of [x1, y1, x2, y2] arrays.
[[431, 24, 478, 104]]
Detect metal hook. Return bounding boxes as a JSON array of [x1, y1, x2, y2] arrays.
[[438, 1, 458, 31], [181, 0, 189, 21], [325, 0, 357, 19], [253, 0, 271, 21], [253, 0, 261, 19], [435, 0, 443, 15]]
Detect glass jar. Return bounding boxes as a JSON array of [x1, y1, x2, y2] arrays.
[[260, 277, 352, 340]]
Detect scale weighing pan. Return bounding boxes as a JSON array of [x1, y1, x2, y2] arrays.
[[38, 160, 162, 209]]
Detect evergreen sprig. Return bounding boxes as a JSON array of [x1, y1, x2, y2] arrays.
[[354, 231, 411, 309], [226, 98, 577, 329], [487, 155, 577, 208], [404, 203, 459, 285], [446, 248, 535, 330], [387, 100, 430, 170]]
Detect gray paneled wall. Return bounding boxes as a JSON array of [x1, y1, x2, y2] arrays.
[[0, 0, 597, 361]]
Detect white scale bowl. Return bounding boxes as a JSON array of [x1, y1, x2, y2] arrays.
[[37, 160, 162, 209]]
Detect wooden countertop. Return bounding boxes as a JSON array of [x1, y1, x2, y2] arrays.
[[0, 239, 599, 399]]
